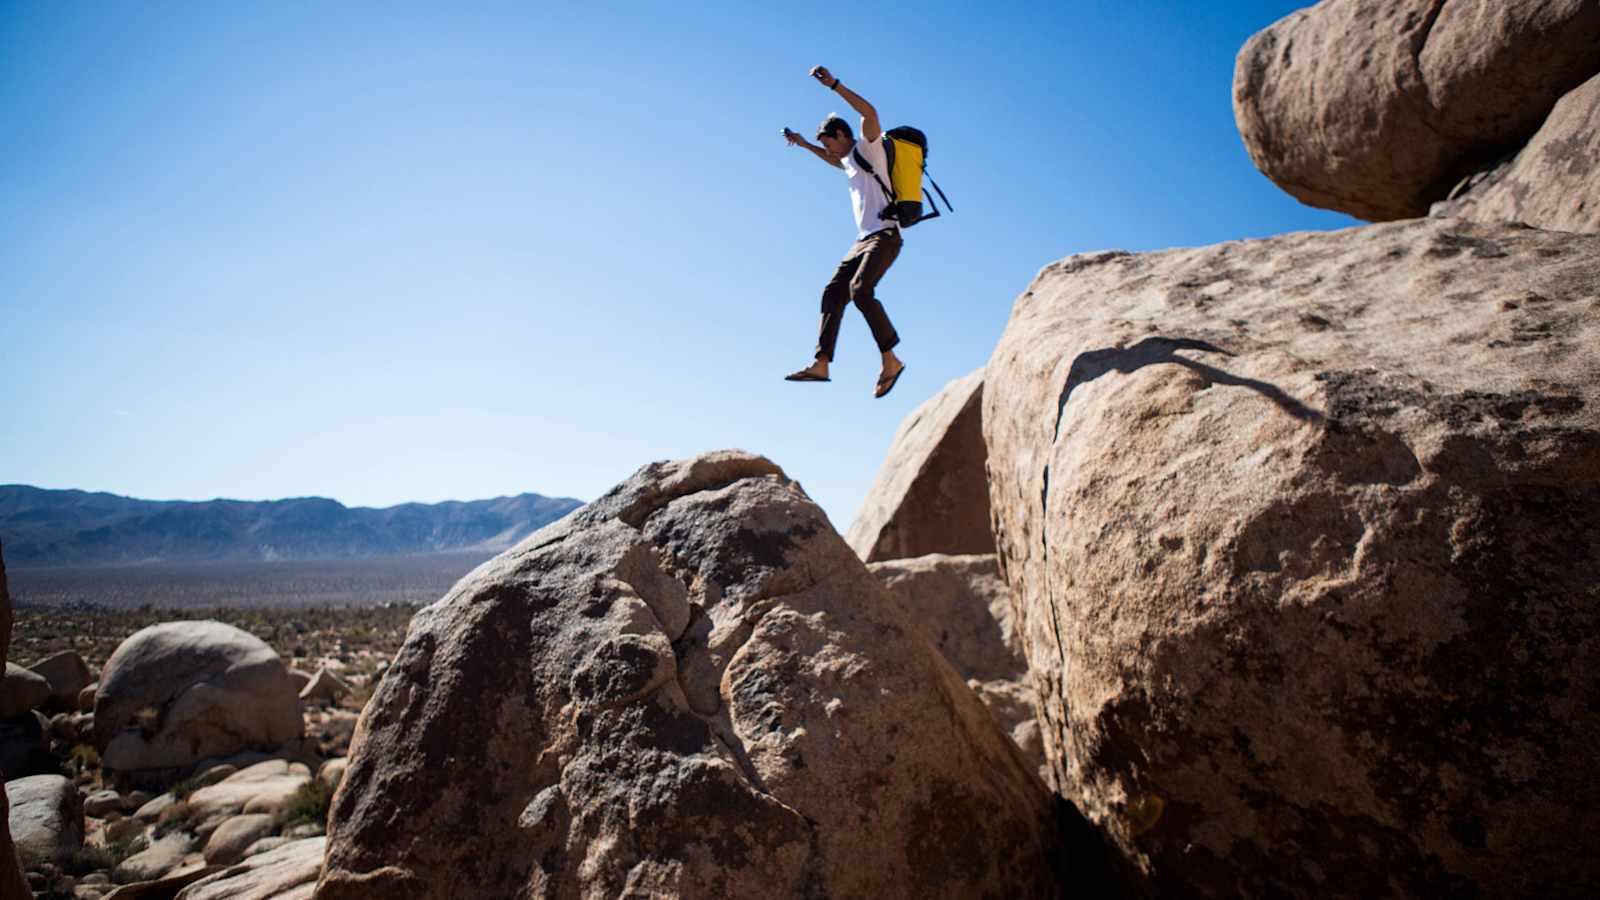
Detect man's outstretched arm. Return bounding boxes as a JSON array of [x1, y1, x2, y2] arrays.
[[785, 130, 843, 168], [811, 65, 880, 142]]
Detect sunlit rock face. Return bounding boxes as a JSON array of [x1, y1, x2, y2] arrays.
[[984, 217, 1600, 898], [318, 450, 1066, 900], [1233, 0, 1600, 221], [848, 370, 994, 563]]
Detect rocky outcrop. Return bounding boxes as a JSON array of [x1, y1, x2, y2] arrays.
[[848, 371, 993, 563], [985, 218, 1600, 897], [319, 451, 1063, 899], [94, 621, 303, 778], [1234, 0, 1600, 220], [1433, 71, 1600, 234], [868, 554, 1043, 772]]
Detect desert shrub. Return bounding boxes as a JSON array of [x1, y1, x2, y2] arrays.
[[68, 743, 100, 778], [66, 834, 146, 875], [169, 773, 206, 801], [154, 800, 199, 837], [134, 705, 161, 738], [282, 778, 334, 831]]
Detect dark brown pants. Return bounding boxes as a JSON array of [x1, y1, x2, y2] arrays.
[[814, 228, 901, 361]]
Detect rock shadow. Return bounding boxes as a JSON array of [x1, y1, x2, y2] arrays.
[[1054, 337, 1324, 438]]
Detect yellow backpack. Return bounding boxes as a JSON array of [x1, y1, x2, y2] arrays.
[[851, 126, 953, 227]]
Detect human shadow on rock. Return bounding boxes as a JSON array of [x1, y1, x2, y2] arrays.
[[1055, 337, 1324, 438]]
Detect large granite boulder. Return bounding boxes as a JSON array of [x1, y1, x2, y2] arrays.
[[869, 553, 1045, 774], [984, 217, 1600, 897], [5, 774, 84, 867], [847, 370, 994, 562], [1434, 72, 1600, 235], [318, 451, 1063, 899], [94, 621, 302, 778], [1234, 0, 1600, 220], [28, 650, 94, 713], [1, 663, 50, 717]]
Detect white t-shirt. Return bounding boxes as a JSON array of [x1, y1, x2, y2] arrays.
[[841, 137, 899, 240]]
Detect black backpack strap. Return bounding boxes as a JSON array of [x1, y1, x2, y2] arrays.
[[926, 174, 952, 212]]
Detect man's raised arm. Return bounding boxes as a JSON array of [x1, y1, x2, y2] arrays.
[[810, 65, 880, 142]]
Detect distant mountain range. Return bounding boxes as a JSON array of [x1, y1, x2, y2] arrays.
[[0, 485, 585, 568]]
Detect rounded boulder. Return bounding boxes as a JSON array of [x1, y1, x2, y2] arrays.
[[93, 621, 302, 775]]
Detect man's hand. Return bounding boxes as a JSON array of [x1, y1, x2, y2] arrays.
[[810, 65, 837, 89], [784, 129, 806, 147]]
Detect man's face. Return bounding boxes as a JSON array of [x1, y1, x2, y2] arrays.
[[817, 130, 851, 163]]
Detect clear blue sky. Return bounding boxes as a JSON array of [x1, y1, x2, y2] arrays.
[[1, 1, 1354, 530]]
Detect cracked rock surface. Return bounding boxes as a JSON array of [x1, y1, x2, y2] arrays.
[[1233, 0, 1600, 221], [984, 217, 1600, 897], [316, 450, 1062, 899]]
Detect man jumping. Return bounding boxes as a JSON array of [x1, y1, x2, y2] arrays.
[[783, 65, 907, 399]]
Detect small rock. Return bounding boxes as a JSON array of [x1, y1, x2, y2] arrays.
[[298, 667, 351, 705], [112, 830, 192, 884], [195, 764, 237, 788], [132, 793, 174, 823], [104, 816, 144, 844], [316, 757, 347, 790], [51, 711, 81, 744], [202, 813, 275, 866], [240, 836, 290, 859], [83, 789, 123, 818]]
